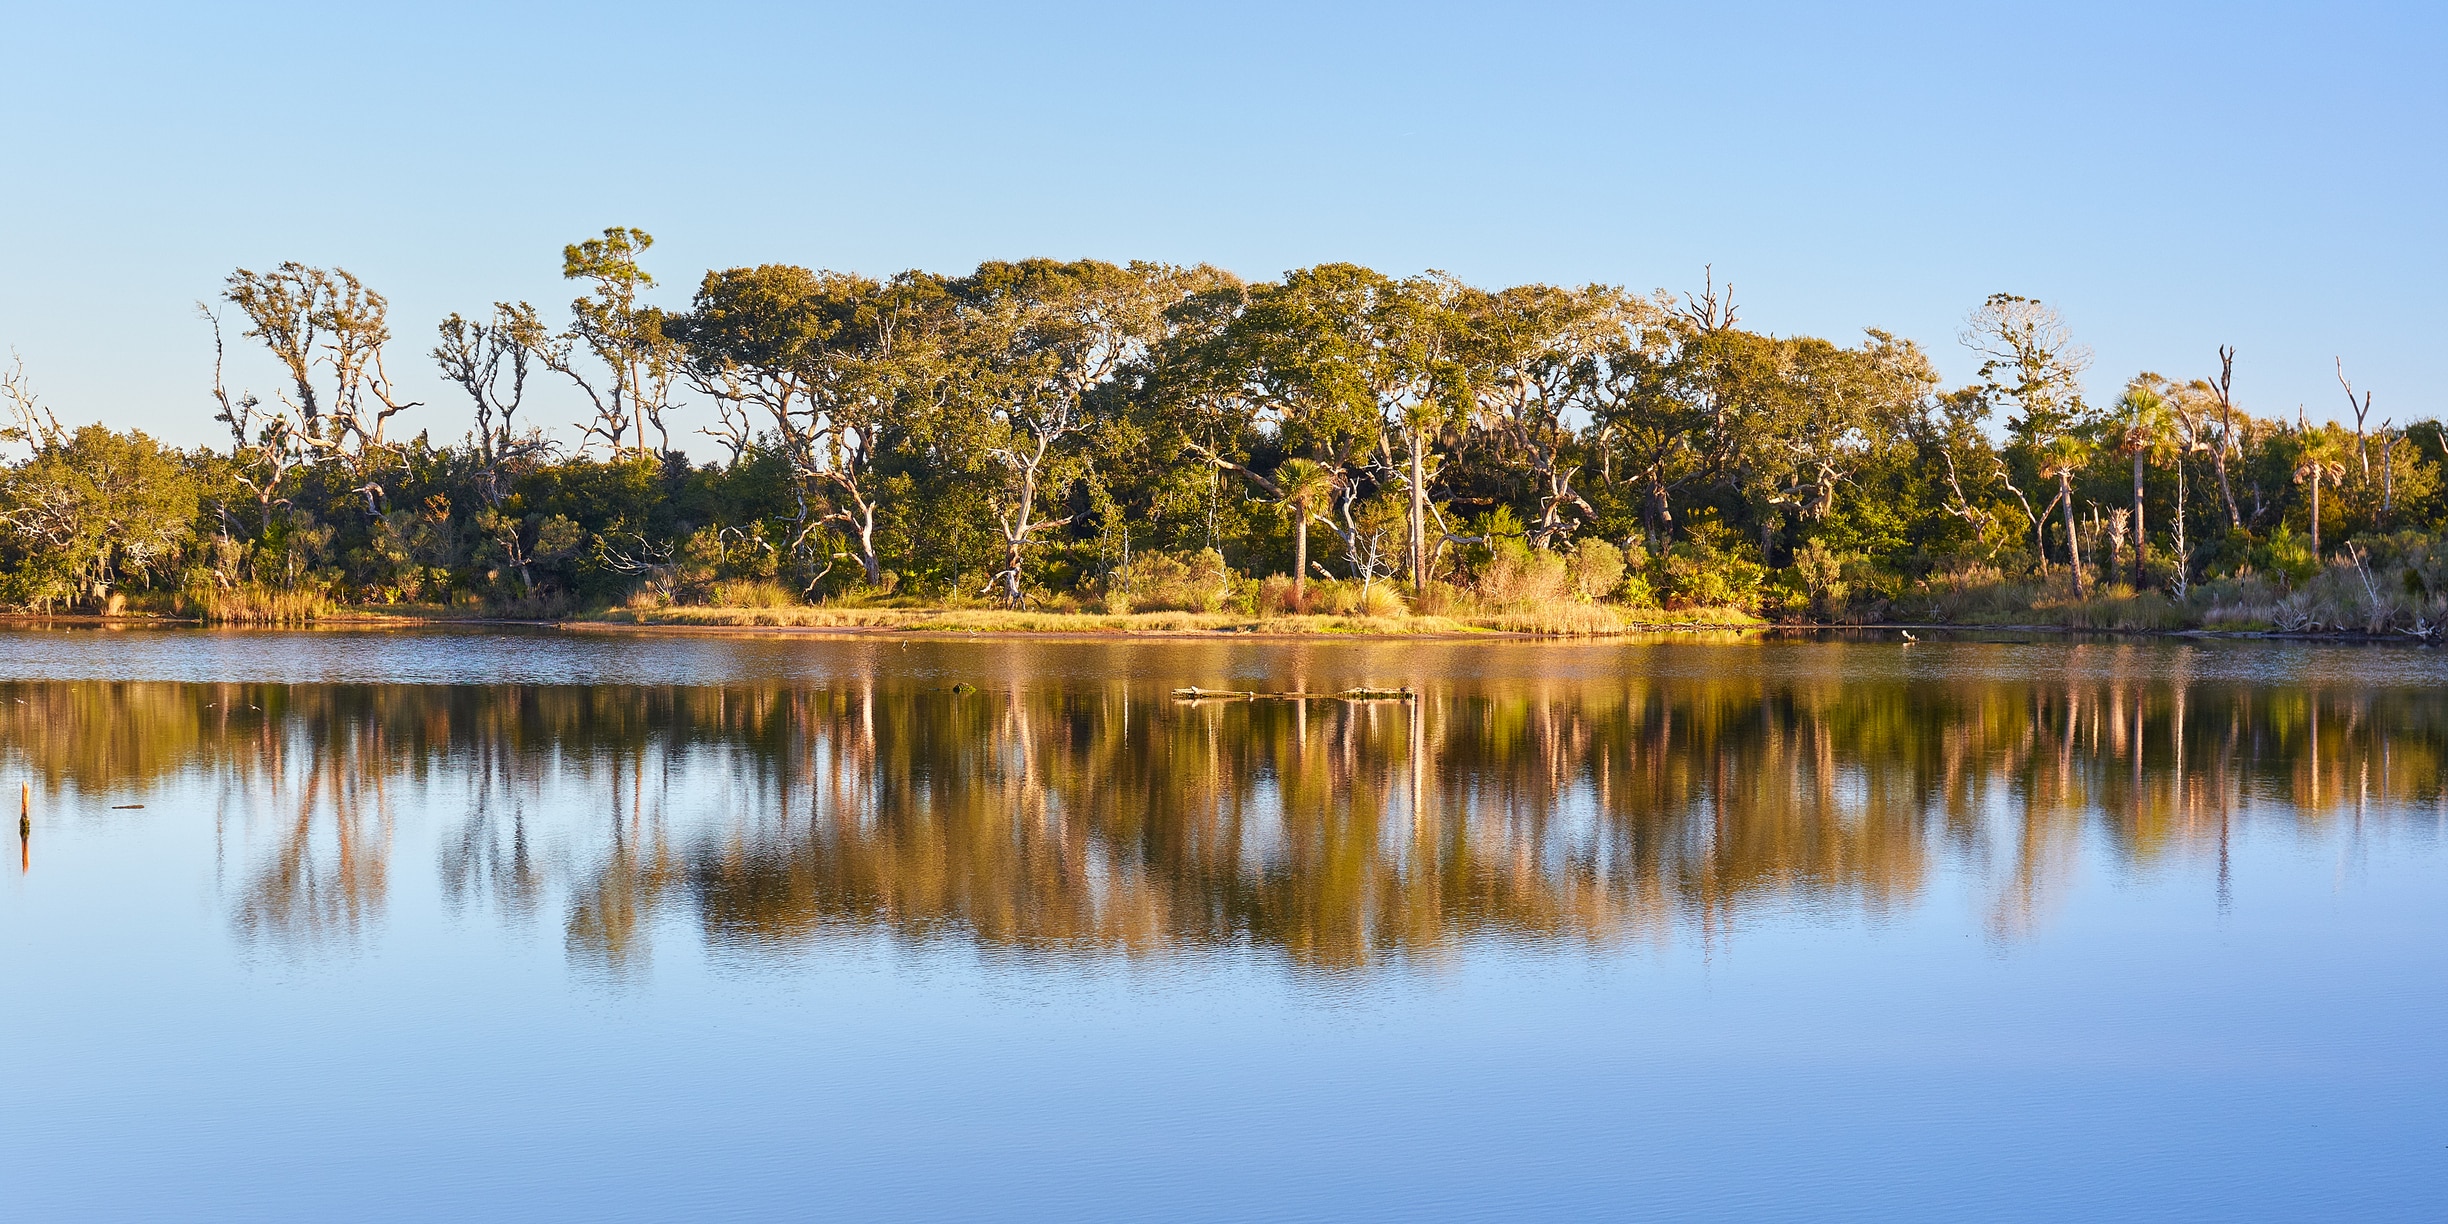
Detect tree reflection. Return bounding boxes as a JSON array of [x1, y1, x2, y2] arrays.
[[5, 643, 2442, 969]]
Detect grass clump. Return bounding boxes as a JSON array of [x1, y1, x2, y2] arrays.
[[1105, 549, 1231, 614], [185, 583, 333, 625]]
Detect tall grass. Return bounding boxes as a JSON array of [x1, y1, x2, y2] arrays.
[[1909, 569, 2189, 630], [187, 584, 333, 625], [1104, 549, 1232, 614]]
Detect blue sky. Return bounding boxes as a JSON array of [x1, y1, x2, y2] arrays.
[[2, 1, 2440, 449]]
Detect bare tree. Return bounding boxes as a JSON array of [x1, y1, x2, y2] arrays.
[[2202, 346, 2244, 528], [0, 350, 63, 454], [2336, 358, 2373, 480], [1961, 294, 2091, 448], [221, 264, 419, 511], [222, 263, 326, 436], [1961, 294, 2092, 570], [198, 308, 310, 550], [435, 303, 556, 508]]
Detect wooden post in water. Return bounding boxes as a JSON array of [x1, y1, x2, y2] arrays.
[[18, 781, 27, 873]]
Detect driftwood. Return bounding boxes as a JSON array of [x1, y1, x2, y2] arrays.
[[1171, 686, 1415, 702]]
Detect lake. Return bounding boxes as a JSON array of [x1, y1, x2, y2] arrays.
[[2, 628, 2442, 1221]]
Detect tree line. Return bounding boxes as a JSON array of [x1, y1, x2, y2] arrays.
[[3, 227, 2441, 625]]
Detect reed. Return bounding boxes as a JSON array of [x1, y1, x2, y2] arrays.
[[188, 584, 333, 625]]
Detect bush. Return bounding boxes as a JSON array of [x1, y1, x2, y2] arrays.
[[711, 579, 800, 608], [1787, 539, 1848, 619], [1659, 521, 1765, 610], [1565, 538, 1627, 601], [1249, 574, 1302, 617], [1308, 577, 1408, 618], [1472, 543, 1567, 609], [1616, 540, 1656, 607], [1414, 579, 1477, 616], [1106, 548, 1231, 613], [2255, 524, 2317, 589]]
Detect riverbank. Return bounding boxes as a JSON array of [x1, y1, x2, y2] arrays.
[[0, 603, 1761, 637], [11, 602, 2437, 644], [563, 603, 1766, 637]]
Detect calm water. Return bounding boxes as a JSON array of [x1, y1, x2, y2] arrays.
[[2, 628, 2442, 1221]]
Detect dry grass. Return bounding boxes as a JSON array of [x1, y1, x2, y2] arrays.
[[1907, 569, 2192, 631], [709, 579, 802, 609], [1461, 604, 1762, 635], [575, 601, 1767, 638], [579, 604, 1489, 635]]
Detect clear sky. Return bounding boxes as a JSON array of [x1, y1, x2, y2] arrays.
[[3, 1, 2441, 451]]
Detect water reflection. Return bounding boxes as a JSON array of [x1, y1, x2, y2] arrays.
[[6, 648, 2443, 968]]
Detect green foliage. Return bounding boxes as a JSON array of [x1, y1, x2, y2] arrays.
[[1106, 548, 1231, 613], [1565, 538, 1627, 601], [2257, 523, 2317, 588], [1, 243, 2442, 633], [1660, 519, 1765, 610], [0, 425, 197, 610]]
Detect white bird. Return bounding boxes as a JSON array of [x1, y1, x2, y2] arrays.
[[1900, 630, 1920, 644]]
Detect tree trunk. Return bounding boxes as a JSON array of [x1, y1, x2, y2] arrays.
[[2172, 460, 2189, 596], [2310, 475, 2322, 557], [2060, 473, 2086, 597], [1292, 506, 1308, 607], [1002, 535, 1026, 607], [2132, 451, 2148, 589], [2213, 436, 2241, 528], [1407, 429, 1428, 596], [856, 512, 883, 587]]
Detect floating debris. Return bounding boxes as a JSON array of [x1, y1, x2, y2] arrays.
[[1171, 686, 1414, 702]]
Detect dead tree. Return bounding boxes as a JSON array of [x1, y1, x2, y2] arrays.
[[2206, 346, 2243, 528], [2336, 358, 2373, 480], [435, 303, 556, 508]]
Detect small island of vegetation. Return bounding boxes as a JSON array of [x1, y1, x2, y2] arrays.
[[3, 229, 2441, 639]]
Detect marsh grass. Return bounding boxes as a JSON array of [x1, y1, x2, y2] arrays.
[[580, 599, 1767, 637], [1907, 570, 2190, 630], [187, 584, 334, 625], [585, 605, 1491, 635]]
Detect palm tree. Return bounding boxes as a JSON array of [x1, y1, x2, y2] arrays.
[[2294, 431, 2348, 557], [1273, 457, 1338, 607], [2112, 383, 2175, 588], [2036, 433, 2095, 597]]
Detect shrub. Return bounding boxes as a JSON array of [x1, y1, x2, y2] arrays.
[[1565, 538, 1627, 601], [2255, 524, 2317, 589], [1251, 573, 1303, 617], [1659, 521, 1765, 610], [1472, 543, 1567, 609], [711, 579, 800, 608], [1775, 539, 1851, 620], [1106, 548, 1231, 613], [1616, 540, 1656, 607], [1308, 577, 1408, 618], [1411, 579, 1468, 616], [1618, 570, 1656, 608]]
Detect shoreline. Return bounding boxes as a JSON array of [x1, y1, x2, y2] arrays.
[[0, 608, 2430, 646]]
